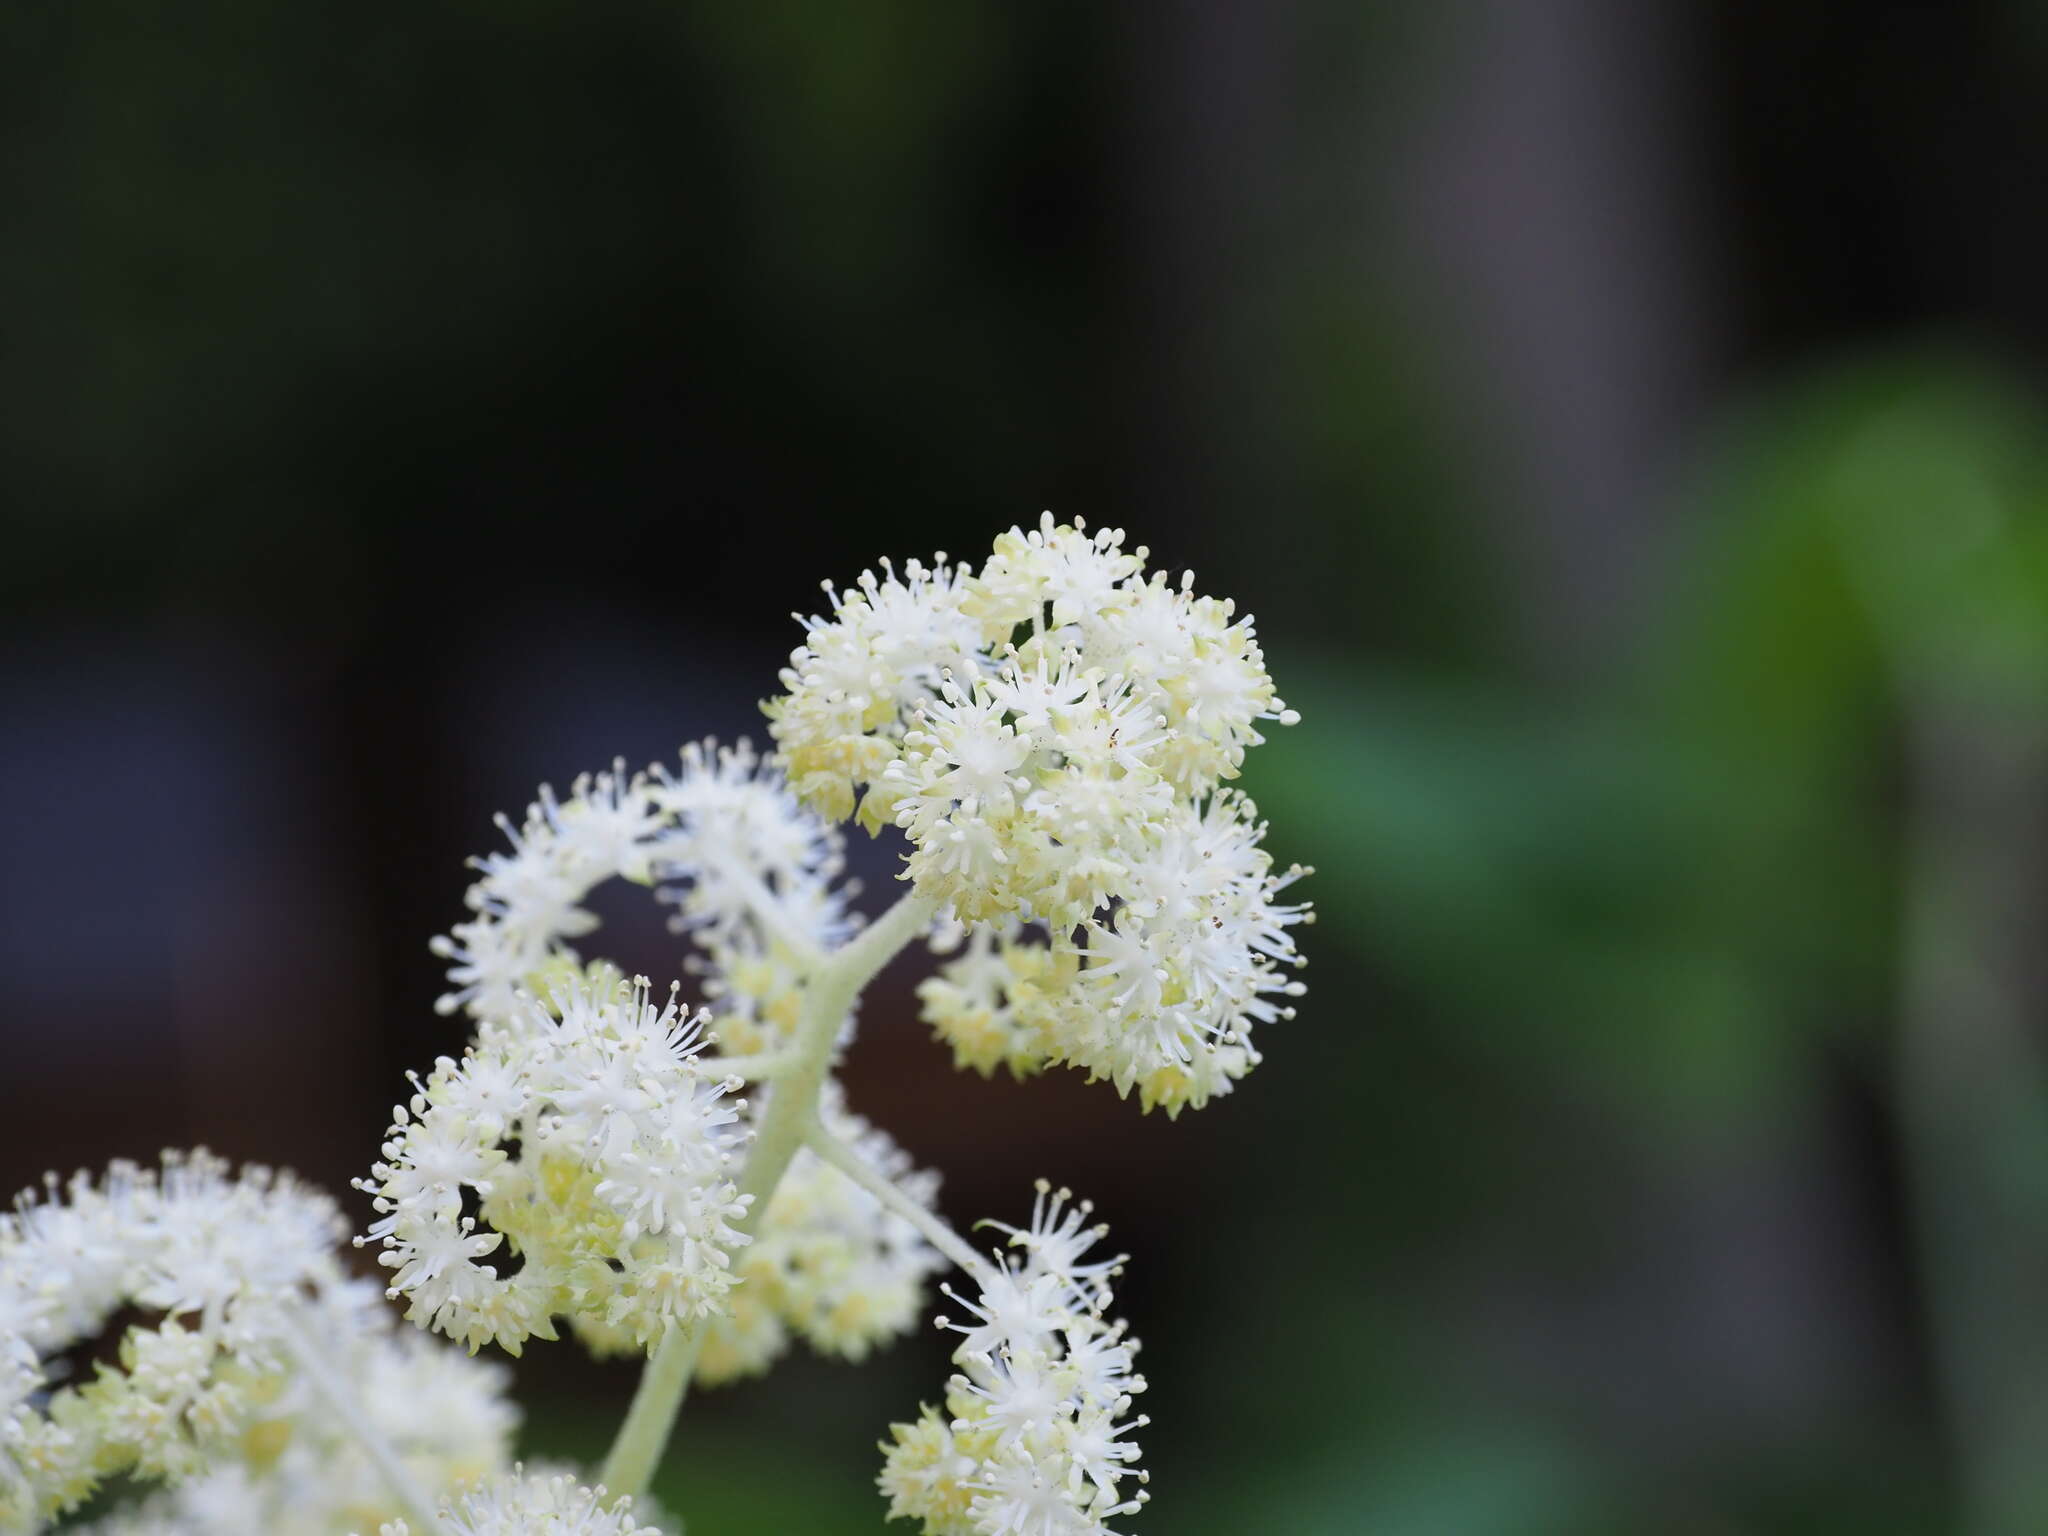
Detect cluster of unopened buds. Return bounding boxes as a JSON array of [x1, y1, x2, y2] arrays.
[[2, 517, 1307, 1534]]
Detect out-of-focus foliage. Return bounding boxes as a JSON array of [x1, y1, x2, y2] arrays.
[[1233, 354, 2048, 1532], [1263, 356, 2048, 1113]]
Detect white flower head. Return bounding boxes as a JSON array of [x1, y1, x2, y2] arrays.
[[358, 973, 753, 1357], [764, 554, 990, 826], [914, 794, 1309, 1117], [2, 1155, 518, 1534], [432, 742, 852, 1026], [649, 737, 854, 953], [64, 1314, 521, 1536], [1048, 791, 1311, 1115], [768, 517, 1295, 836], [880, 1185, 1148, 1536], [372, 1467, 663, 1536], [915, 918, 1067, 1082], [0, 1152, 360, 1526], [767, 518, 1308, 1110]]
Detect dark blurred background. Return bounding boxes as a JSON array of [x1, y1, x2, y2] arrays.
[[6, 3, 2048, 1532]]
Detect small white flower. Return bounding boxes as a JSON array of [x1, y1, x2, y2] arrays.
[[358, 974, 752, 1356], [373, 1467, 663, 1536], [0, 1153, 354, 1523], [649, 737, 853, 950], [3, 1155, 518, 1534], [432, 743, 850, 1025], [978, 1185, 1121, 1304], [880, 1187, 1148, 1536], [765, 555, 990, 824], [969, 519, 1146, 636], [915, 919, 1066, 1081], [767, 517, 1308, 1111]]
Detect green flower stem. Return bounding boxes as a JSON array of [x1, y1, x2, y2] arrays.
[[710, 854, 828, 973], [595, 1321, 703, 1509], [597, 889, 938, 1505], [804, 1120, 989, 1280], [279, 1311, 445, 1535], [701, 1048, 807, 1081]]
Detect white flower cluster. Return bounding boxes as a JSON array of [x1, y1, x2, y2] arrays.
[[433, 740, 851, 1027], [767, 516, 1310, 1113], [913, 919, 1073, 1083], [398, 739, 949, 1384], [1, 1154, 517, 1535], [0, 1153, 338, 1526], [880, 1185, 1147, 1536], [67, 1317, 517, 1536], [358, 973, 752, 1357], [376, 1467, 662, 1536]]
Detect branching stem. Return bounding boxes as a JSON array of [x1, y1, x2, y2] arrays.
[[279, 1310, 444, 1535], [805, 1120, 990, 1281], [597, 889, 938, 1505], [706, 854, 829, 972], [703, 1049, 806, 1082]]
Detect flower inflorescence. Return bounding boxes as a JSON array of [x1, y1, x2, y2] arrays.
[[432, 740, 852, 1027], [64, 1321, 518, 1536], [389, 736, 949, 1383], [376, 1467, 662, 1536], [0, 1152, 341, 1525], [881, 1184, 1148, 1536], [10, 518, 1305, 1534], [1, 1153, 518, 1535], [769, 515, 1311, 1114], [357, 972, 753, 1357]]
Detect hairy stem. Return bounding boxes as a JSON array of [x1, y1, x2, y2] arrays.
[[805, 1120, 989, 1280], [279, 1311, 444, 1535], [596, 1322, 703, 1504], [597, 889, 937, 1504], [703, 1048, 807, 1082], [707, 854, 828, 972]]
